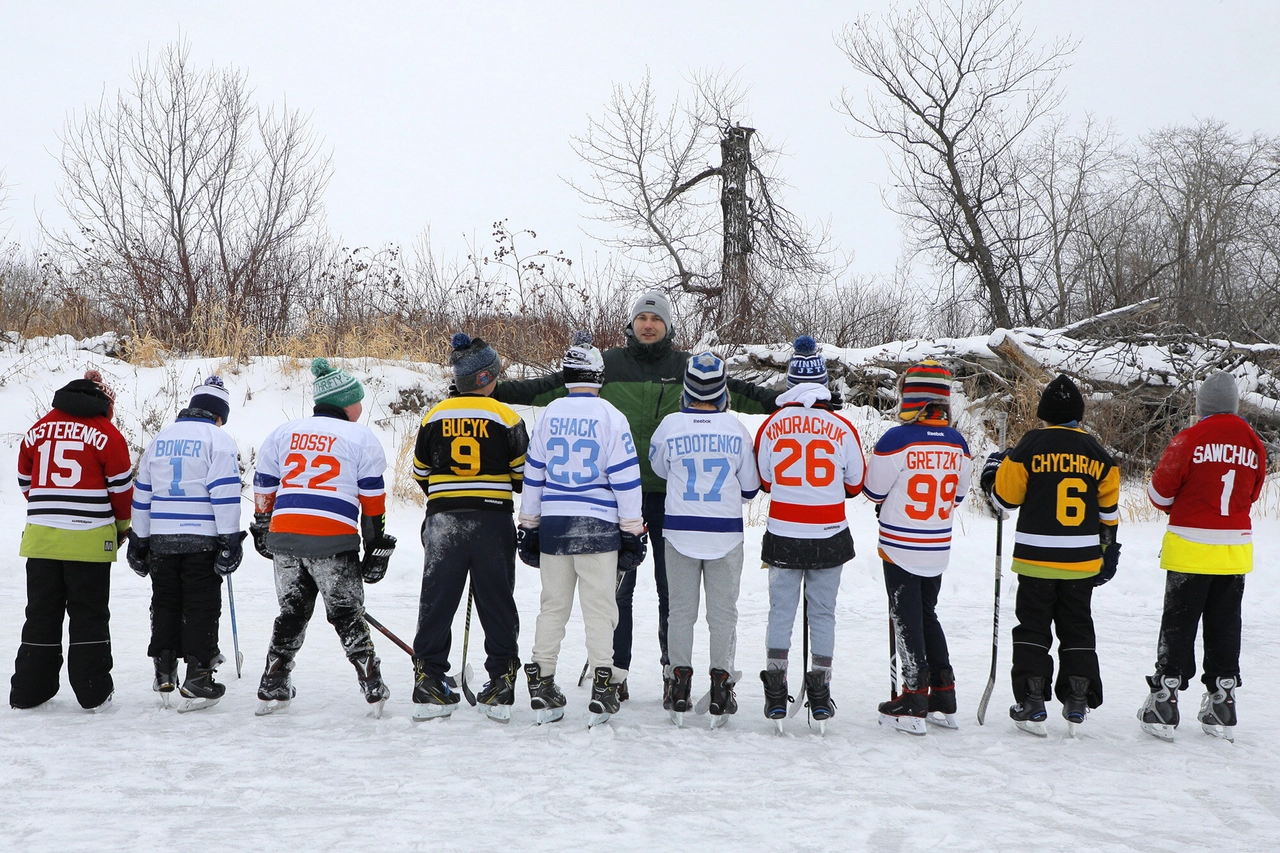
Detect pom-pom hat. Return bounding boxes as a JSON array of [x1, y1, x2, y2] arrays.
[[189, 375, 232, 423], [683, 351, 728, 410], [563, 331, 605, 389], [1036, 374, 1085, 425], [786, 336, 828, 387], [450, 333, 502, 393], [311, 358, 365, 408], [899, 360, 952, 422]]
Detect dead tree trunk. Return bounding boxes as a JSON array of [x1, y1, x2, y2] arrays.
[[720, 125, 755, 336]]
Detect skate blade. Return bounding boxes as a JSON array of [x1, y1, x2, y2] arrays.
[[817, 719, 827, 736], [368, 698, 387, 719], [158, 693, 173, 710], [926, 712, 958, 729], [412, 703, 455, 722], [710, 713, 729, 730], [1201, 722, 1235, 742], [787, 684, 806, 718], [1140, 721, 1175, 742], [773, 718, 785, 735], [1066, 721, 1080, 738], [480, 704, 512, 724], [534, 707, 564, 725], [177, 696, 221, 714], [879, 713, 927, 736], [669, 710, 684, 728], [694, 691, 712, 715], [255, 699, 290, 716], [587, 712, 612, 729], [1014, 719, 1048, 737]]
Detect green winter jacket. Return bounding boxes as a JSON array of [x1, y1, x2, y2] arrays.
[[494, 333, 780, 492]]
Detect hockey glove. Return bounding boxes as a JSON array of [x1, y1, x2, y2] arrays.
[[617, 530, 648, 573], [126, 530, 151, 578], [979, 449, 1009, 495], [361, 534, 397, 584], [1095, 541, 1121, 587], [250, 512, 274, 560], [215, 531, 248, 576], [516, 526, 540, 568]]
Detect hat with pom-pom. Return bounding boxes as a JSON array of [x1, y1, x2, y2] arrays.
[[189, 375, 232, 424], [683, 351, 728, 411], [1036, 374, 1085, 425], [311, 358, 364, 408], [83, 369, 116, 405], [562, 330, 605, 389], [450, 333, 502, 393], [786, 335, 827, 387], [52, 370, 114, 418], [899, 359, 952, 422]]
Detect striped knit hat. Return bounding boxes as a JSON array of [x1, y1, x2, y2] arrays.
[[683, 351, 728, 411], [311, 357, 365, 408], [899, 359, 952, 421], [189, 375, 231, 424], [450, 333, 503, 393], [786, 336, 827, 387], [563, 331, 605, 389]]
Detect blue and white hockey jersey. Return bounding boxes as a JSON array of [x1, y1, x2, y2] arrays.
[[133, 416, 242, 539], [649, 410, 760, 560], [863, 420, 971, 576]]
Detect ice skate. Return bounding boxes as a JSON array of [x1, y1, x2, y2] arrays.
[[476, 660, 519, 724], [587, 666, 620, 728], [153, 650, 179, 710], [525, 663, 566, 725], [1198, 676, 1237, 742], [88, 694, 114, 714], [412, 660, 460, 721], [804, 670, 835, 735], [352, 653, 390, 719], [927, 667, 958, 729], [760, 669, 791, 733], [668, 666, 693, 727], [1010, 677, 1049, 737], [178, 657, 226, 713], [878, 689, 928, 736], [1062, 676, 1091, 737], [255, 653, 295, 716], [708, 668, 737, 730], [1138, 674, 1181, 742]]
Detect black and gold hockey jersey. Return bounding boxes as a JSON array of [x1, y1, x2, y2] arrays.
[[992, 425, 1120, 578], [413, 394, 529, 514]]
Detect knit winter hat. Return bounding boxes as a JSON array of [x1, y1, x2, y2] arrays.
[[899, 359, 952, 422], [189, 375, 231, 424], [629, 290, 672, 330], [449, 333, 502, 393], [787, 336, 828, 387], [563, 331, 605, 389], [1037, 374, 1085, 424], [311, 357, 365, 408], [51, 373, 113, 418], [1197, 371, 1239, 417], [83, 369, 116, 406], [683, 351, 728, 411]]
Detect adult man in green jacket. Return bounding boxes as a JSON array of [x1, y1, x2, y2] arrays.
[[494, 291, 780, 697]]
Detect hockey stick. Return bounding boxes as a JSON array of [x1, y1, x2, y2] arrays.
[[789, 575, 809, 719], [460, 583, 476, 706], [226, 575, 243, 678], [976, 411, 1009, 725], [888, 616, 898, 700], [365, 611, 413, 656]]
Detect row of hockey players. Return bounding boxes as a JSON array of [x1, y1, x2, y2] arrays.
[[8, 291, 1266, 741]]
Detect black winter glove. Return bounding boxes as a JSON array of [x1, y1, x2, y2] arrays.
[[827, 388, 845, 410], [250, 512, 273, 560], [126, 530, 150, 578], [979, 450, 1009, 495], [1095, 541, 1121, 587], [617, 530, 648, 573], [361, 534, 397, 583], [215, 531, 248, 576], [516, 526, 540, 568]]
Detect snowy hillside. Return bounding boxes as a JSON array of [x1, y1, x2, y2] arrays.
[[1, 335, 1278, 852]]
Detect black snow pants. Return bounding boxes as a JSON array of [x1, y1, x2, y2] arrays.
[[883, 560, 950, 692], [1011, 574, 1102, 708], [413, 510, 519, 683], [1155, 570, 1245, 691], [10, 559, 113, 709], [613, 490, 669, 672], [148, 550, 223, 666], [268, 552, 372, 663]]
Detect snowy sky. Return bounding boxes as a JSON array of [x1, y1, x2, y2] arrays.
[[3, 0, 1280, 282]]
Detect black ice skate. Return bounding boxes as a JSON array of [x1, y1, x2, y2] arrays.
[[587, 666, 620, 728], [255, 653, 295, 716], [352, 653, 390, 718], [804, 670, 836, 735], [927, 666, 959, 729], [1010, 676, 1049, 737], [1062, 675, 1091, 736], [668, 666, 693, 727], [878, 688, 928, 736], [525, 662, 566, 725], [412, 659, 461, 722], [708, 668, 738, 729], [760, 669, 792, 733], [153, 650, 179, 709], [178, 656, 227, 713], [1138, 674, 1181, 742], [476, 659, 519, 724], [1198, 676, 1237, 742]]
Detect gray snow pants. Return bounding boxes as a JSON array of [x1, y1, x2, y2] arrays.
[[766, 565, 842, 665], [665, 541, 744, 673], [268, 552, 373, 662]]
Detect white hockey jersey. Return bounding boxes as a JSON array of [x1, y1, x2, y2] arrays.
[[133, 416, 242, 538], [650, 410, 761, 560], [863, 420, 971, 576], [755, 384, 865, 540]]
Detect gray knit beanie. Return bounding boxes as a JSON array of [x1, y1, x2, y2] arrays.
[[450, 333, 502, 393], [629, 290, 672, 330], [1196, 371, 1239, 417]]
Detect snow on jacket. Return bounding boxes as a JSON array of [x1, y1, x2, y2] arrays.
[[649, 408, 760, 561], [863, 418, 971, 576], [1147, 412, 1266, 574], [132, 412, 242, 541]]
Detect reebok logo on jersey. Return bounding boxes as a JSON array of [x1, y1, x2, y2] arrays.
[[289, 433, 338, 452], [440, 418, 491, 438], [548, 417, 598, 437], [1192, 443, 1260, 468]]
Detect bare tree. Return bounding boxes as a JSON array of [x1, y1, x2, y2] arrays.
[[53, 38, 331, 339], [837, 0, 1075, 328]]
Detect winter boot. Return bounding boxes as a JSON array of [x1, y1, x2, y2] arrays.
[[928, 666, 958, 727], [588, 666, 620, 727], [879, 688, 929, 736], [760, 668, 791, 729], [179, 656, 226, 713], [476, 659, 520, 724], [412, 658, 460, 721], [1198, 676, 1237, 741], [805, 670, 836, 733], [152, 650, 179, 707], [669, 666, 694, 722], [525, 662, 567, 724], [1010, 676, 1049, 736], [1138, 673, 1181, 741], [352, 653, 390, 716], [709, 668, 738, 726], [255, 653, 295, 716], [1062, 675, 1091, 731]]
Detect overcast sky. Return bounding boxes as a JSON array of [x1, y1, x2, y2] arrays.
[[3, 1, 1279, 283]]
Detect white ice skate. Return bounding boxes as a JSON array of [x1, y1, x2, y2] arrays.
[[878, 712, 927, 736], [480, 703, 512, 724], [177, 695, 221, 714], [587, 711, 612, 729], [255, 698, 291, 716], [412, 702, 455, 722], [1014, 719, 1048, 737], [926, 711, 959, 729], [534, 707, 564, 725]]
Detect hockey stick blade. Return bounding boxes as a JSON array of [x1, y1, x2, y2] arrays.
[[577, 659, 590, 687]]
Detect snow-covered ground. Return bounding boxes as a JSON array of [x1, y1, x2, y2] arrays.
[[0, 337, 1277, 852]]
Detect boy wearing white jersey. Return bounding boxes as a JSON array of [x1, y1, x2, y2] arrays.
[[518, 333, 646, 724], [755, 336, 865, 729], [128, 376, 244, 709], [649, 353, 759, 725], [863, 361, 971, 733]]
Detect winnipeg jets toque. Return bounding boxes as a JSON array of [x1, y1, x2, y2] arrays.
[[786, 335, 828, 387]]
